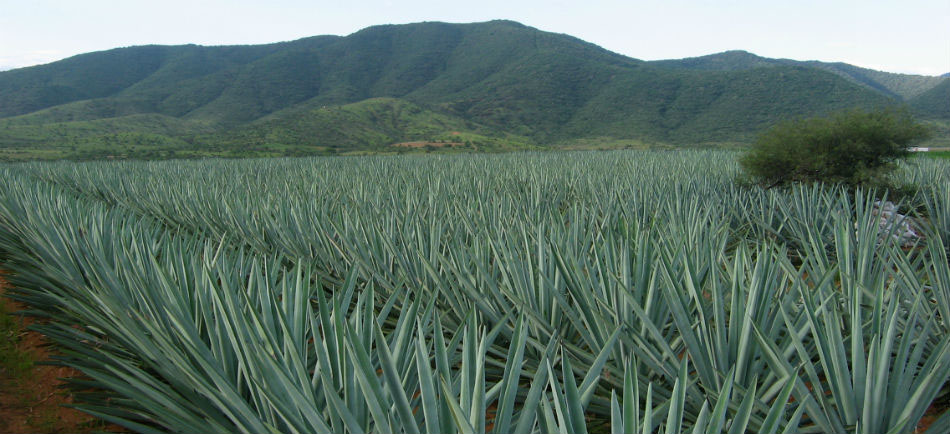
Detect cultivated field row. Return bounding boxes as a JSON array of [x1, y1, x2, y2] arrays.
[[0, 151, 948, 433]]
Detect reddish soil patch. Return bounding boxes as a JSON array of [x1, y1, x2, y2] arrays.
[[917, 396, 949, 433], [391, 141, 464, 148], [0, 274, 121, 433]]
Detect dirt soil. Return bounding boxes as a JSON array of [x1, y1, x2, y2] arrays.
[[917, 395, 949, 433], [0, 274, 122, 433]]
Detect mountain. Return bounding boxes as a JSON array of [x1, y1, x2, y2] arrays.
[[651, 50, 945, 100], [0, 20, 941, 160], [199, 97, 534, 154], [650, 50, 777, 71], [910, 78, 950, 119]]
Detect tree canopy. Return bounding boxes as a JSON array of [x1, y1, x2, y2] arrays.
[[739, 108, 931, 187]]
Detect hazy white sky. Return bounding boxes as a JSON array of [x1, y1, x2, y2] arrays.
[[1, 0, 948, 75]]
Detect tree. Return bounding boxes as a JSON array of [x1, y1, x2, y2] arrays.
[[739, 108, 931, 187]]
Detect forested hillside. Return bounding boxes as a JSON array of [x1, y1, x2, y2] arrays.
[[0, 20, 943, 159]]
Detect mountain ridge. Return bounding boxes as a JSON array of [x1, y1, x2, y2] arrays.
[[650, 50, 946, 100], [0, 20, 942, 160]]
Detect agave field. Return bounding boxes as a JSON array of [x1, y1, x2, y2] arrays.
[[1, 150, 950, 434]]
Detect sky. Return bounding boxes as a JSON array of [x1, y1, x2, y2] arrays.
[[1, 0, 948, 76]]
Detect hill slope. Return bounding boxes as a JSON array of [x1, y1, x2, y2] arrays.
[[910, 78, 950, 119], [651, 50, 945, 100], [0, 20, 939, 159], [199, 97, 533, 153], [562, 65, 894, 144]]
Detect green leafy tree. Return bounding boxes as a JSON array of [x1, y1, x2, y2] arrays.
[[740, 108, 931, 187]]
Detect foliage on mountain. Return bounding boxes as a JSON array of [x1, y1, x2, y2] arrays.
[[910, 78, 950, 119], [0, 20, 944, 159], [197, 98, 533, 152], [651, 50, 946, 100]]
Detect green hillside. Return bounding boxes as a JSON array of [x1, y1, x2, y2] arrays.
[[910, 78, 950, 119], [0, 43, 299, 119], [0, 20, 942, 159], [652, 50, 946, 100], [802, 61, 946, 100], [0, 113, 215, 160], [197, 97, 534, 154], [650, 50, 777, 71], [558, 65, 894, 144]]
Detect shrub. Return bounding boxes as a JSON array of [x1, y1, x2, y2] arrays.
[[740, 108, 931, 187]]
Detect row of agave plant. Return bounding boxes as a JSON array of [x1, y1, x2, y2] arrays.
[[0, 151, 948, 433]]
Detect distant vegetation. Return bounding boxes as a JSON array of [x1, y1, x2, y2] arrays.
[[653, 50, 947, 100], [0, 20, 947, 159], [198, 98, 535, 153], [911, 79, 950, 119]]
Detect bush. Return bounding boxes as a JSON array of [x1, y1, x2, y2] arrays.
[[740, 108, 931, 187]]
